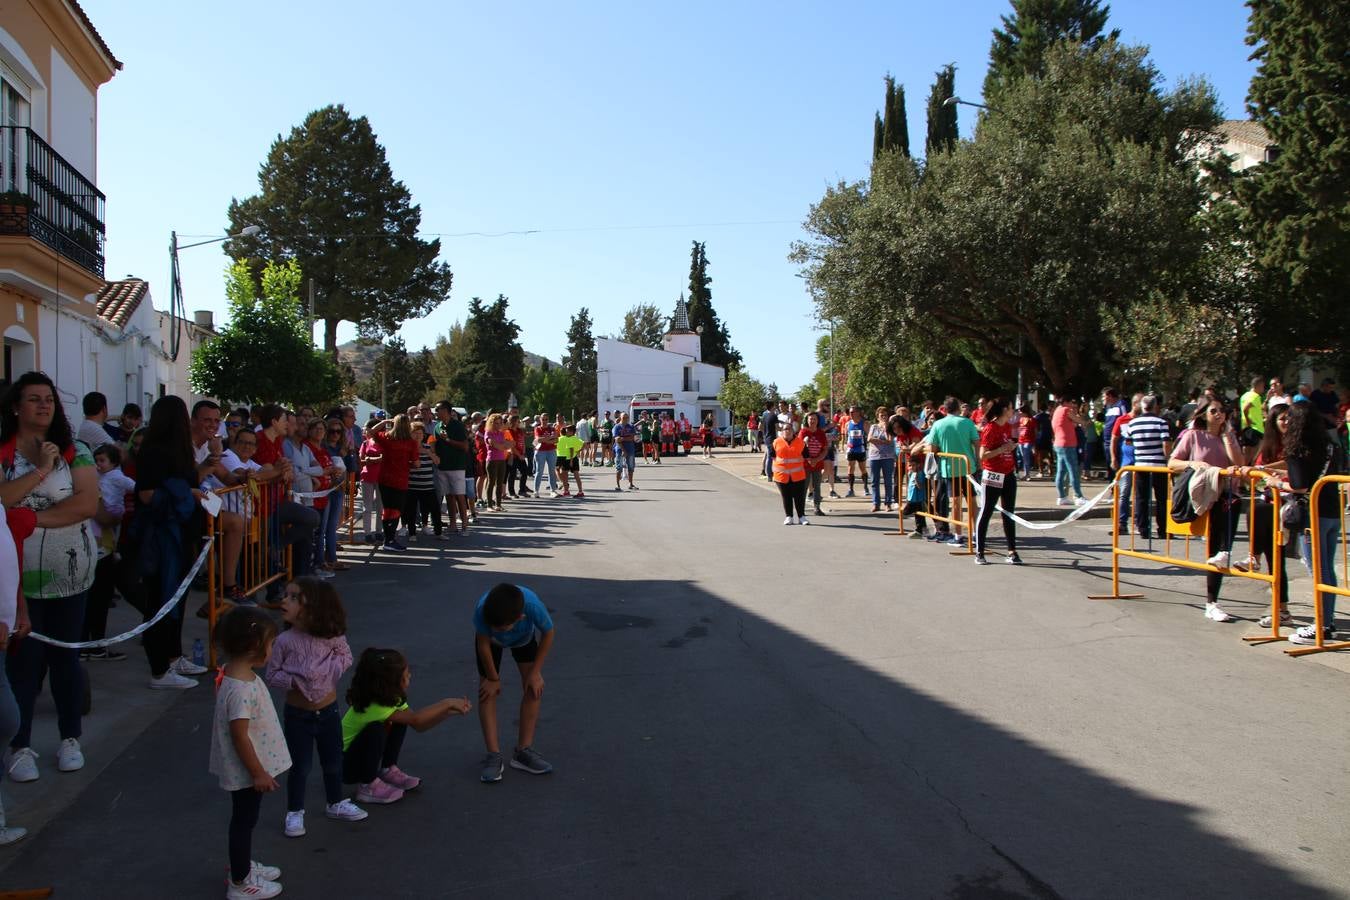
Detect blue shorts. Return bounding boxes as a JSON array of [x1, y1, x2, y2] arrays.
[[615, 446, 636, 470]]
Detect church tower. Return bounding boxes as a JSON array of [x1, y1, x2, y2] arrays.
[[662, 294, 701, 360]]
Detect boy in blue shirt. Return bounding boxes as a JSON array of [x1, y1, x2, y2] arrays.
[[474, 583, 556, 783]]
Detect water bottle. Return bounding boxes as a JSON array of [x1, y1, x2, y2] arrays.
[[192, 639, 205, 668]]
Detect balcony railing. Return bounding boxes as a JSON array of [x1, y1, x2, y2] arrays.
[[0, 125, 106, 277]]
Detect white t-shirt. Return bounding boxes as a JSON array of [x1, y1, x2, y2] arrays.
[[98, 468, 136, 514], [217, 451, 262, 517], [1266, 393, 1291, 411], [209, 674, 291, 791], [77, 419, 110, 453], [0, 500, 18, 629]]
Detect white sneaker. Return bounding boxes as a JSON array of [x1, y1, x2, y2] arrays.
[[325, 798, 368, 822], [1074, 496, 1088, 506], [1056, 497, 1073, 507], [314, 567, 335, 579], [783, 516, 794, 526], [1204, 602, 1233, 623], [249, 860, 281, 881], [283, 810, 305, 837], [1288, 625, 1334, 646], [1206, 551, 1231, 569], [798, 516, 810, 525], [56, 738, 84, 773], [149, 670, 197, 690], [6, 748, 38, 783], [172, 656, 208, 676], [226, 871, 282, 899]]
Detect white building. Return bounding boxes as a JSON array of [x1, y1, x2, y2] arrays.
[[1214, 120, 1278, 172], [596, 297, 727, 428]]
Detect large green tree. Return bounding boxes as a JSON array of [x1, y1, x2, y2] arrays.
[[983, 0, 1118, 99], [357, 337, 434, 412], [873, 75, 910, 161], [925, 64, 959, 156], [717, 367, 768, 419], [686, 242, 742, 369], [618, 303, 667, 348], [794, 41, 1221, 398], [428, 321, 468, 404], [191, 260, 342, 406], [446, 295, 524, 413], [225, 105, 454, 357], [561, 308, 598, 412], [1237, 0, 1350, 364], [517, 363, 575, 416]]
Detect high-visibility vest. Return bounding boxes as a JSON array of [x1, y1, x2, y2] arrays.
[[772, 436, 806, 483]]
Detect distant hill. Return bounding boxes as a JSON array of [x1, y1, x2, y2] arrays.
[[339, 340, 557, 383]]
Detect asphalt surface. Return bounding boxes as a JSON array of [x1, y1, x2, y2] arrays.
[[2, 456, 1347, 899]]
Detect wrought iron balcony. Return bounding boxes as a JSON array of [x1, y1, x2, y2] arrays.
[[0, 125, 106, 277]]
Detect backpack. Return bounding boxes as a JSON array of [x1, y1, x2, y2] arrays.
[[1169, 467, 1199, 524]]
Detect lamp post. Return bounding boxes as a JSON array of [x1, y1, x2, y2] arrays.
[[943, 95, 996, 112], [167, 224, 260, 361]]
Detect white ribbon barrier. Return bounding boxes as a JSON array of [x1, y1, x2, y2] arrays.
[[967, 475, 1116, 531], [26, 538, 214, 650], [290, 487, 340, 500]]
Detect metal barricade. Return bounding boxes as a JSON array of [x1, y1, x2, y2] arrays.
[[338, 473, 360, 545], [914, 450, 976, 555], [1088, 465, 1288, 645], [204, 480, 293, 666], [1286, 475, 1350, 657]]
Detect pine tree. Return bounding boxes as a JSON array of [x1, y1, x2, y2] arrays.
[[685, 242, 742, 370], [1238, 0, 1349, 360], [925, 64, 959, 155], [446, 295, 524, 413], [983, 0, 1118, 99], [226, 105, 454, 358], [872, 76, 910, 161], [561, 307, 598, 413]]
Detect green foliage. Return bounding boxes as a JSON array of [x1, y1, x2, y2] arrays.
[[190, 260, 343, 406], [561, 308, 598, 413], [618, 303, 667, 348], [686, 242, 742, 369], [1237, 0, 1350, 366], [442, 295, 524, 413], [984, 0, 1118, 100], [225, 104, 454, 355], [717, 367, 768, 417], [428, 321, 468, 405], [925, 64, 959, 156], [874, 75, 910, 161], [517, 365, 575, 416], [794, 41, 1222, 397], [356, 337, 434, 412]]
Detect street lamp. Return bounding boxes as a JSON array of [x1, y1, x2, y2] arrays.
[[943, 95, 996, 112], [167, 225, 261, 361]]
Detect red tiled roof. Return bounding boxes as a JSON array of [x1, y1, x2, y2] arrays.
[[95, 278, 147, 328], [66, 0, 122, 71]]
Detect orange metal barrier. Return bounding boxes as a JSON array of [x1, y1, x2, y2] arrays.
[[909, 450, 976, 555], [1088, 465, 1288, 645], [1286, 475, 1350, 657], [204, 481, 294, 666], [338, 474, 360, 545]]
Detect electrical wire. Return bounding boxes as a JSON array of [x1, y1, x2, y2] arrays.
[[174, 218, 799, 241]]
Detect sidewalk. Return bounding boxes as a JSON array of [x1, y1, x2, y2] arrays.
[[697, 445, 1111, 522]]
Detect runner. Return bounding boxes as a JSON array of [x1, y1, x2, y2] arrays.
[[612, 413, 639, 492], [746, 409, 760, 453], [974, 399, 1021, 566], [843, 407, 868, 497], [598, 412, 614, 467]]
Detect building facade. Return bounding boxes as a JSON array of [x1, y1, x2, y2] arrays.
[[0, 0, 119, 401], [596, 297, 727, 428]]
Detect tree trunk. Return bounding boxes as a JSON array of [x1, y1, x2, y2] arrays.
[[325, 318, 340, 360]]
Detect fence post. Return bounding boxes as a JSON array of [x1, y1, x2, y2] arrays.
[[1286, 475, 1350, 657]]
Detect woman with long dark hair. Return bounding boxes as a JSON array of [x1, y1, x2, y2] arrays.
[[133, 395, 208, 690], [1244, 403, 1291, 627], [1, 372, 100, 780], [370, 415, 419, 551], [1168, 398, 1245, 623], [1283, 402, 1344, 645], [975, 399, 1022, 566]]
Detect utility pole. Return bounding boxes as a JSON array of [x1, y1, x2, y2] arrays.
[[307, 278, 316, 346]]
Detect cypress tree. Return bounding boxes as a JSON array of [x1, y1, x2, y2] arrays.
[[685, 242, 742, 370], [925, 64, 959, 155], [872, 75, 911, 161], [983, 0, 1118, 99], [873, 112, 884, 161]]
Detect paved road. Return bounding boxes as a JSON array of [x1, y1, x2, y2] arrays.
[[3, 458, 1347, 898]]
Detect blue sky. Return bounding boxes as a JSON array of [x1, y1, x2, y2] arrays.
[[84, 0, 1258, 395]]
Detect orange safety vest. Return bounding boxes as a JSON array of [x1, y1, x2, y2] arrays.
[[772, 436, 806, 483]]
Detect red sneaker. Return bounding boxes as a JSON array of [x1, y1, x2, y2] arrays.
[[575, 492, 585, 499]]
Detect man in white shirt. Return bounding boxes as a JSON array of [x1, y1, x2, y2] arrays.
[[77, 392, 112, 452]]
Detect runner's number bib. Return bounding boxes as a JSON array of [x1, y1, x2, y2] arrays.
[[982, 470, 1006, 488]]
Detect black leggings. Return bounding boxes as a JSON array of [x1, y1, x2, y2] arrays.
[[777, 480, 807, 518], [342, 721, 407, 785], [378, 485, 406, 543], [229, 787, 262, 883], [1206, 494, 1240, 601], [1250, 499, 1289, 606], [403, 488, 442, 534], [976, 473, 1018, 554]]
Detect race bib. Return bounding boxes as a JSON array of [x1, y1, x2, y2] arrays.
[[982, 470, 1006, 488]]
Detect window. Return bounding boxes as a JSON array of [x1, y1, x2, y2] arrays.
[[1, 65, 30, 192]]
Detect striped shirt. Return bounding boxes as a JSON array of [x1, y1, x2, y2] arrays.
[[1123, 415, 1170, 464], [407, 446, 436, 491]]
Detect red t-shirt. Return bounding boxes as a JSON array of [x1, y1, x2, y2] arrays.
[[371, 431, 419, 489], [534, 425, 558, 452], [979, 422, 1016, 474], [1018, 417, 1037, 444], [253, 431, 284, 466], [802, 428, 829, 470], [971, 408, 986, 426], [1051, 406, 1077, 448]]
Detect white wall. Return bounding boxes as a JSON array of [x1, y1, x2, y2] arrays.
[[596, 337, 690, 412], [48, 48, 95, 180]]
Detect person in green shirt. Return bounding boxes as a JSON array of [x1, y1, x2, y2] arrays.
[[598, 414, 614, 467], [1238, 376, 1266, 464], [638, 415, 655, 465], [922, 398, 980, 544], [555, 423, 585, 497], [432, 403, 471, 533]]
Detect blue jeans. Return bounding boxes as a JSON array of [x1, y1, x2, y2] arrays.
[[0, 650, 18, 788], [1054, 447, 1083, 500], [6, 592, 86, 747], [313, 496, 342, 567], [1017, 443, 1034, 478], [534, 450, 558, 493], [1116, 470, 1132, 526], [1300, 517, 1342, 628], [283, 702, 344, 810], [869, 458, 895, 506]]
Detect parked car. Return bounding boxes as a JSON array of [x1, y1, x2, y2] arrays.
[[713, 425, 746, 447]]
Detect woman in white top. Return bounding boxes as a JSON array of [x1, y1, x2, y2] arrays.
[[0, 499, 30, 844]]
